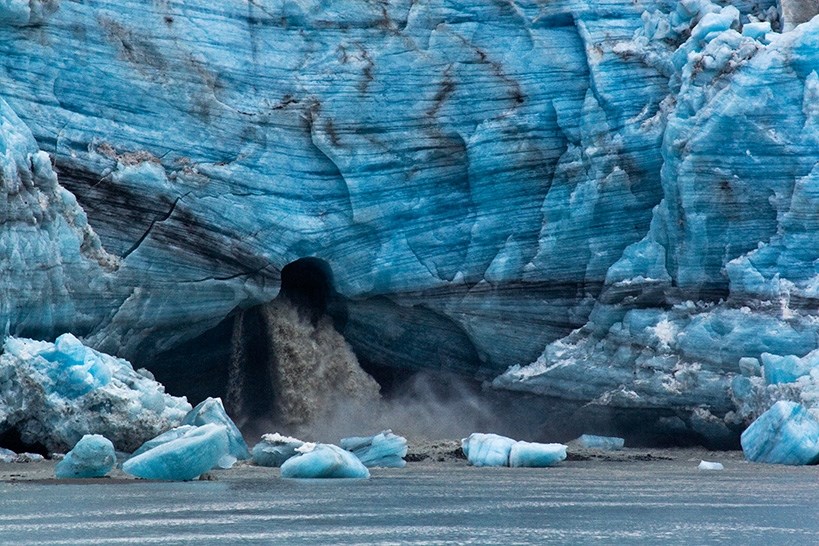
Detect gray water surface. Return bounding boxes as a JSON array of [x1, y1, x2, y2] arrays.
[[1, 459, 817, 544]]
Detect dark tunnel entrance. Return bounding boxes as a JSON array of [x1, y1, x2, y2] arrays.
[[278, 257, 338, 324]]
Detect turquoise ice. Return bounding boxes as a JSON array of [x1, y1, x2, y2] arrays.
[[182, 398, 249, 460], [461, 434, 516, 467], [576, 435, 625, 451], [341, 430, 408, 468], [55, 434, 116, 479], [0, 334, 190, 453], [280, 443, 370, 479], [251, 433, 304, 468], [741, 401, 819, 465], [122, 423, 231, 481], [509, 442, 567, 468]]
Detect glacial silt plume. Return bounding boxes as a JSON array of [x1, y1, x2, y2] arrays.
[[1, 0, 819, 444]]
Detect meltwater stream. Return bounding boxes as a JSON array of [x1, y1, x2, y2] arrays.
[[1, 459, 817, 545]]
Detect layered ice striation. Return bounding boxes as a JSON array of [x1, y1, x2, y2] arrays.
[[280, 443, 370, 479], [0, 334, 190, 452], [575, 435, 625, 451], [0, 0, 817, 444], [55, 434, 116, 479], [340, 430, 408, 468]]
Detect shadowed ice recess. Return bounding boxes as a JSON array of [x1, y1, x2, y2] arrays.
[[2, 0, 819, 449]]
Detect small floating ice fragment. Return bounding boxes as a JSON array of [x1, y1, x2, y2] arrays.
[[341, 430, 407, 468], [280, 443, 370, 479], [55, 434, 116, 479], [0, 448, 16, 463], [252, 433, 304, 467], [461, 433, 516, 467], [576, 434, 625, 451], [698, 460, 724, 471], [509, 441, 567, 467]]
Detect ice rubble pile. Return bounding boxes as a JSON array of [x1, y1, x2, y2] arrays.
[[251, 433, 304, 468], [340, 430, 408, 468], [461, 433, 567, 468], [0, 334, 191, 452], [55, 434, 116, 479], [280, 443, 370, 479], [740, 401, 819, 465]]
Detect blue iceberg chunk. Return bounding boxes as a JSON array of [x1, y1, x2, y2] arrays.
[[122, 423, 230, 481], [0, 448, 15, 463], [182, 397, 249, 460], [251, 433, 304, 468], [280, 443, 370, 479], [55, 434, 116, 479], [509, 441, 567, 468], [461, 433, 516, 467], [741, 401, 819, 466], [130, 425, 197, 458], [761, 352, 819, 385], [576, 434, 625, 451], [341, 430, 407, 468]]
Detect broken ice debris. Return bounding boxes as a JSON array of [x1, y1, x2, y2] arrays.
[[0, 334, 191, 453], [698, 460, 724, 471], [576, 434, 625, 451], [509, 441, 567, 467], [741, 401, 819, 466], [461, 433, 517, 467], [122, 423, 230, 481], [341, 430, 408, 468], [182, 397, 250, 460], [461, 433, 567, 468], [0, 448, 16, 463], [55, 434, 116, 479], [130, 425, 197, 458], [251, 433, 304, 467], [280, 443, 370, 479]]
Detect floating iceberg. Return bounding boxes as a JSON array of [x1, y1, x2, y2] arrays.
[[741, 401, 819, 465], [280, 443, 370, 479], [461, 434, 517, 467], [0, 334, 191, 452], [0, 448, 16, 463], [576, 435, 625, 451], [698, 461, 724, 471], [251, 433, 304, 468], [182, 397, 249, 460], [341, 430, 407, 468], [55, 434, 116, 479], [122, 423, 230, 481], [130, 425, 197, 458], [509, 442, 567, 468]]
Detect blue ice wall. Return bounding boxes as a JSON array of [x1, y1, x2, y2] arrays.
[[5, 0, 819, 438]]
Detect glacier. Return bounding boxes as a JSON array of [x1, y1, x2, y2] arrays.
[[0, 0, 818, 446]]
